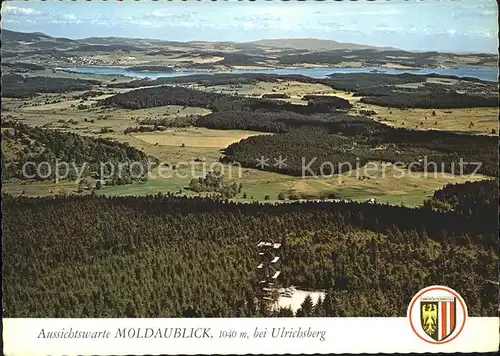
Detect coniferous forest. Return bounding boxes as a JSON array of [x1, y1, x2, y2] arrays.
[[2, 121, 156, 183], [1, 23, 499, 324], [2, 193, 497, 318], [101, 85, 498, 177]]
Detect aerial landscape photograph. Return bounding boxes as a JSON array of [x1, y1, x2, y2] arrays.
[[1, 0, 498, 319]]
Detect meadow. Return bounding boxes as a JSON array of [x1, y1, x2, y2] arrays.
[[2, 76, 494, 206]]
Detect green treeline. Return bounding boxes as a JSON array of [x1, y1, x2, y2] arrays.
[[424, 180, 498, 217], [101, 85, 348, 114], [2, 62, 46, 71], [1, 74, 100, 98], [221, 124, 498, 177], [196, 111, 370, 133], [188, 171, 242, 198], [2, 195, 497, 318], [106, 73, 317, 89], [1, 121, 156, 182], [360, 92, 498, 109]]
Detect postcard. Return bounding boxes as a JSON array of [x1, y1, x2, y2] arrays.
[[1, 0, 498, 354]]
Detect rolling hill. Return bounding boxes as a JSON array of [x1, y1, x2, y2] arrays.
[[250, 38, 399, 51]]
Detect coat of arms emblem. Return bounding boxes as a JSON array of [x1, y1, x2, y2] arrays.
[[408, 286, 467, 344], [420, 297, 456, 341]]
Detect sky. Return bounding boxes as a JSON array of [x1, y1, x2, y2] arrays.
[[1, 0, 498, 53]]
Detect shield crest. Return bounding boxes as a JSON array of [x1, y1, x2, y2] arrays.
[[420, 297, 456, 341]]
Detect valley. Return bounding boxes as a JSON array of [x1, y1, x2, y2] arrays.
[[1, 24, 498, 320]]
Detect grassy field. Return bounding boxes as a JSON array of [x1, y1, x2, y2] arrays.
[[191, 80, 345, 104], [86, 161, 490, 207], [2, 178, 100, 197], [2, 79, 495, 206], [132, 127, 269, 148], [3, 94, 211, 140], [229, 161, 489, 206], [362, 105, 498, 135], [188, 80, 498, 135]]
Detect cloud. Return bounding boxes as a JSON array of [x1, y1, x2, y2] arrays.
[[126, 19, 163, 29], [2, 4, 41, 15], [242, 22, 257, 31], [234, 14, 281, 23], [375, 24, 402, 33], [474, 30, 495, 38], [48, 13, 82, 25], [331, 8, 401, 17], [62, 14, 77, 21], [148, 10, 192, 20]]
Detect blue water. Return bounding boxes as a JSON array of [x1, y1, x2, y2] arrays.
[[63, 65, 498, 82]]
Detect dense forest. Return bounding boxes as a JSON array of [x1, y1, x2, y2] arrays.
[[1, 62, 46, 71], [106, 73, 316, 89], [99, 81, 499, 178], [1, 121, 156, 184], [262, 93, 290, 99], [360, 91, 498, 109], [222, 128, 367, 176], [1, 74, 100, 98], [2, 194, 497, 318], [187, 171, 242, 198], [322, 73, 427, 91], [424, 180, 498, 217], [101, 85, 347, 114], [196, 111, 375, 133], [222, 53, 265, 66], [220, 118, 497, 177], [278, 49, 453, 68], [103, 72, 496, 110]]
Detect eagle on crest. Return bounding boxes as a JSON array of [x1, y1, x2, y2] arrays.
[[421, 303, 438, 336]]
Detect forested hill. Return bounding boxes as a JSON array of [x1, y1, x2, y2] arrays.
[[3, 195, 497, 318], [100, 85, 351, 114], [424, 180, 498, 216], [1, 74, 100, 98], [1, 121, 156, 183]]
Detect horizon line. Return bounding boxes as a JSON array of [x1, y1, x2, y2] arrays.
[[2, 27, 498, 56]]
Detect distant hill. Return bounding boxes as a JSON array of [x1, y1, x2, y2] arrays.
[[2, 29, 398, 52], [249, 38, 398, 51], [1, 29, 51, 42], [1, 29, 77, 45]]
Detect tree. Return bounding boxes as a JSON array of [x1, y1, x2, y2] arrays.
[[295, 308, 305, 317], [323, 288, 338, 316], [125, 301, 137, 318], [299, 295, 314, 317], [275, 306, 294, 317], [277, 192, 286, 200], [95, 181, 102, 190], [289, 193, 300, 200], [264, 195, 270, 200], [313, 296, 325, 316]]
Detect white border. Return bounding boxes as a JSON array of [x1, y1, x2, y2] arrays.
[[3, 317, 499, 355]]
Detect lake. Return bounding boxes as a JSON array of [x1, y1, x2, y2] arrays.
[[64, 65, 498, 82]]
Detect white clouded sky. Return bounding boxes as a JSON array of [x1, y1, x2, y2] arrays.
[[1, 0, 498, 53]]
